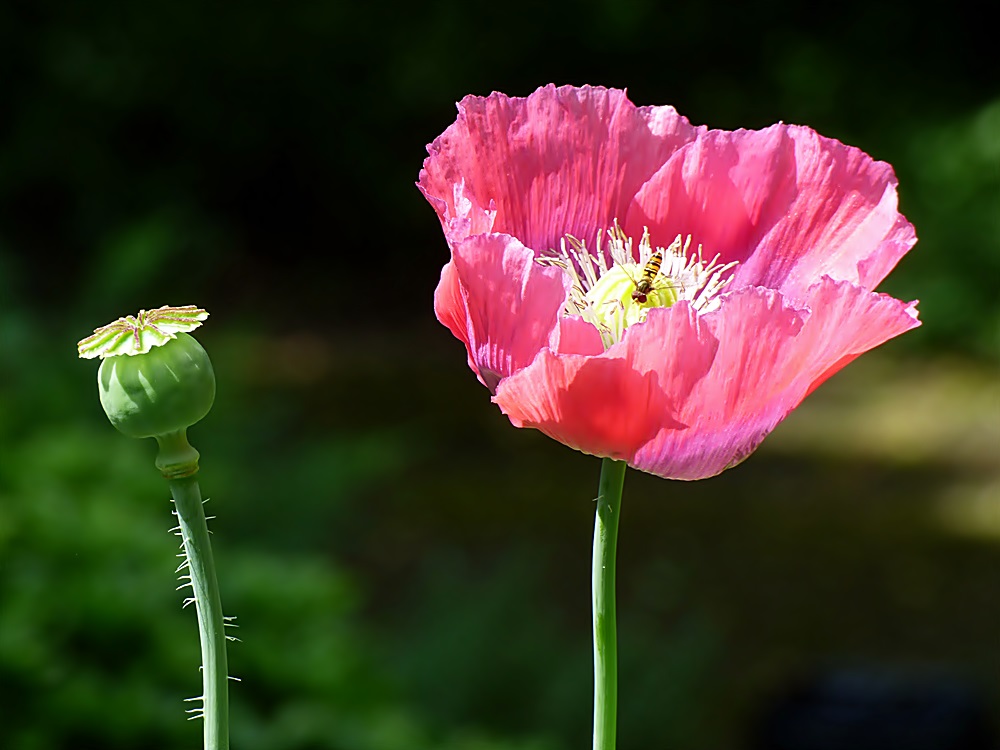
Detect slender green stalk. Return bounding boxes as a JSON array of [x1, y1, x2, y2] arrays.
[[170, 472, 230, 750], [593, 458, 626, 750]]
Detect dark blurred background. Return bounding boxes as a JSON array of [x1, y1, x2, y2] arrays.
[[1, 1, 998, 748]]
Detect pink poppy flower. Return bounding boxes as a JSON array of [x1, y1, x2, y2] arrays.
[[419, 84, 919, 480]]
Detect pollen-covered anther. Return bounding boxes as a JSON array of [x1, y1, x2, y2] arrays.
[[538, 222, 738, 347]]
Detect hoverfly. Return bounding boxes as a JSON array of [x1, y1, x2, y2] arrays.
[[630, 249, 665, 303]]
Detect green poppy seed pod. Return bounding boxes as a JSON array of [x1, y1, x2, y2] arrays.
[[78, 305, 215, 478], [97, 332, 215, 439]]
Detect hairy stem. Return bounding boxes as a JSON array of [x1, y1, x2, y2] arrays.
[[170, 473, 229, 750]]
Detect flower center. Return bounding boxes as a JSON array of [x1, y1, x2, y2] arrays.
[[537, 223, 737, 348]]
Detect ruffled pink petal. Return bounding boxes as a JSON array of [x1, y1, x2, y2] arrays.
[[624, 125, 915, 300], [629, 283, 920, 479], [785, 277, 920, 397], [419, 84, 703, 253], [492, 303, 719, 460], [435, 233, 570, 393], [432, 257, 482, 382], [743, 127, 916, 299], [550, 314, 606, 358], [433, 259, 470, 347], [627, 288, 807, 478], [624, 125, 800, 269], [420, 178, 498, 246], [854, 212, 916, 292]]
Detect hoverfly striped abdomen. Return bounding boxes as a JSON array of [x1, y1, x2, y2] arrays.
[[630, 249, 664, 303]]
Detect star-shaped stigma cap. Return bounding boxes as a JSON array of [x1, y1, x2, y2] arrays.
[[77, 305, 210, 359]]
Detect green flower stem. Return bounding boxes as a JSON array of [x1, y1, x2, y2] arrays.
[[592, 458, 626, 750], [168, 468, 229, 750]]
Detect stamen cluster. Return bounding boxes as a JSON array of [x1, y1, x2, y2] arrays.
[[538, 223, 738, 347]]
